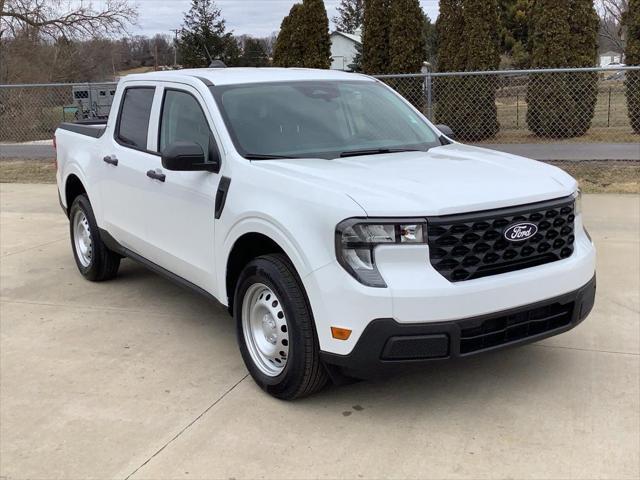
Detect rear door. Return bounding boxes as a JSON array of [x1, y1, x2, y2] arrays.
[[141, 83, 222, 292], [100, 84, 161, 254]]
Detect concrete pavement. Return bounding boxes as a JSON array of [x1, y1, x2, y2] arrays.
[[1, 184, 639, 479], [478, 142, 640, 161]]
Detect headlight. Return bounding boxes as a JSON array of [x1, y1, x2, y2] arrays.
[[336, 218, 427, 287], [573, 189, 582, 216]]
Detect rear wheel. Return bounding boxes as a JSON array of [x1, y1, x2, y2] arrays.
[[69, 194, 120, 281], [235, 254, 328, 400]]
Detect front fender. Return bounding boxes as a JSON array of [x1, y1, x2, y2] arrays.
[[216, 215, 324, 304], [213, 160, 366, 304]]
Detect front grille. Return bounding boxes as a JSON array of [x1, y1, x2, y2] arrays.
[[459, 301, 574, 354], [428, 196, 576, 282]]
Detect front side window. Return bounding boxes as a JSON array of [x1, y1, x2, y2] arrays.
[[116, 87, 155, 150], [159, 90, 212, 161], [211, 81, 440, 159]]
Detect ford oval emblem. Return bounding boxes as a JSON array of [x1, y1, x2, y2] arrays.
[[504, 222, 538, 242]]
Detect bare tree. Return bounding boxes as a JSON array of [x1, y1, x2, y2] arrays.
[[1, 0, 138, 39], [597, 0, 629, 53]]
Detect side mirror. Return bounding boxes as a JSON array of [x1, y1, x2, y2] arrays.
[[161, 141, 219, 172], [435, 124, 456, 142]]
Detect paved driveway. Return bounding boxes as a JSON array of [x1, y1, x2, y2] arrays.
[[1, 184, 638, 479]]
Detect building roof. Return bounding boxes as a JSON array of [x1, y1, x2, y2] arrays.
[[330, 31, 362, 45], [123, 67, 373, 86]]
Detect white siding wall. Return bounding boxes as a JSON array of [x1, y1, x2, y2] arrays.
[[331, 35, 358, 71], [599, 53, 623, 67]]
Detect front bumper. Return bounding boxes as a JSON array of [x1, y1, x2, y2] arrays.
[[321, 275, 596, 379], [304, 213, 595, 356]]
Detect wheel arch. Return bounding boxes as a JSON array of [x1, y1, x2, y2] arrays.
[[64, 173, 88, 210], [225, 232, 293, 315]]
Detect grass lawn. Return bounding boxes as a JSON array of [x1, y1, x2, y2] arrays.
[[0, 159, 57, 183]]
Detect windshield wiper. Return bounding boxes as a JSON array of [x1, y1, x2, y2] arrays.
[[339, 147, 425, 158], [244, 153, 297, 160]]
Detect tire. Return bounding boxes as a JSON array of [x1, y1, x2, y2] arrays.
[[69, 194, 121, 282], [235, 254, 328, 400]]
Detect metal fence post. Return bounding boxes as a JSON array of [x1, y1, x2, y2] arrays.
[[425, 70, 433, 121], [607, 87, 612, 127]]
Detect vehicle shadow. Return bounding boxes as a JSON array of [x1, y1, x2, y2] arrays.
[[300, 345, 566, 413], [115, 258, 569, 412]]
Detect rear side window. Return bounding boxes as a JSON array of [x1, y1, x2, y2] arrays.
[[117, 87, 155, 150]]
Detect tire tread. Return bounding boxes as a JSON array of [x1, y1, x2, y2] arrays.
[[70, 194, 120, 282], [237, 253, 328, 400], [259, 254, 328, 399]]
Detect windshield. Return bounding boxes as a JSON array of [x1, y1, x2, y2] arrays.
[[210, 81, 440, 160]]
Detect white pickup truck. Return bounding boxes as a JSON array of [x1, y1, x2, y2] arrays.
[[55, 68, 596, 399]]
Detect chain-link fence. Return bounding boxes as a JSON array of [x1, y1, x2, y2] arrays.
[[0, 82, 117, 142], [0, 67, 638, 144], [376, 66, 640, 144]]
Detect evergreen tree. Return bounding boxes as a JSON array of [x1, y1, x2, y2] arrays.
[[498, 0, 532, 68], [333, 0, 365, 34], [301, 0, 332, 69], [625, 0, 640, 134], [362, 0, 390, 74], [435, 0, 500, 140], [348, 42, 363, 72], [458, 0, 500, 140], [273, 4, 304, 67], [273, 1, 330, 69], [238, 38, 270, 67], [436, 0, 464, 72], [387, 0, 427, 110], [177, 0, 236, 68], [224, 37, 241, 66], [527, 0, 599, 138], [389, 0, 426, 73], [459, 0, 500, 71]]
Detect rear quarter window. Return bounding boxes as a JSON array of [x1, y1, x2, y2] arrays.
[[116, 87, 155, 150]]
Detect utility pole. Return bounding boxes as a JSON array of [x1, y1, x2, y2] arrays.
[[170, 28, 181, 67]]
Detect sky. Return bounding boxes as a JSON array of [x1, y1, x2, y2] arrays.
[[131, 0, 440, 38]]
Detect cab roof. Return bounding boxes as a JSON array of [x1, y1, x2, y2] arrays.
[[123, 67, 375, 86]]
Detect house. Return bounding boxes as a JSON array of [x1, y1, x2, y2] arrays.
[[330, 29, 361, 71], [599, 50, 624, 67]]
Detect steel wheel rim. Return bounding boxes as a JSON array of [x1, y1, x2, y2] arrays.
[[242, 283, 290, 377], [73, 210, 93, 267]]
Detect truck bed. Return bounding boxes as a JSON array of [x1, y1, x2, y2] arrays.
[[58, 121, 107, 139]]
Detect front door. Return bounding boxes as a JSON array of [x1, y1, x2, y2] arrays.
[[141, 84, 221, 293]]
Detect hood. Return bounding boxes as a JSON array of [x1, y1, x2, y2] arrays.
[[254, 144, 578, 217]]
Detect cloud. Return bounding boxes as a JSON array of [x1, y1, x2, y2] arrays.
[[132, 0, 439, 38]]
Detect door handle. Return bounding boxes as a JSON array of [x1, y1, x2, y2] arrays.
[[146, 169, 166, 182], [103, 155, 118, 166]]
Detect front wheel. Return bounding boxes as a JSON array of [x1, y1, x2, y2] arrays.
[[235, 254, 328, 400]]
